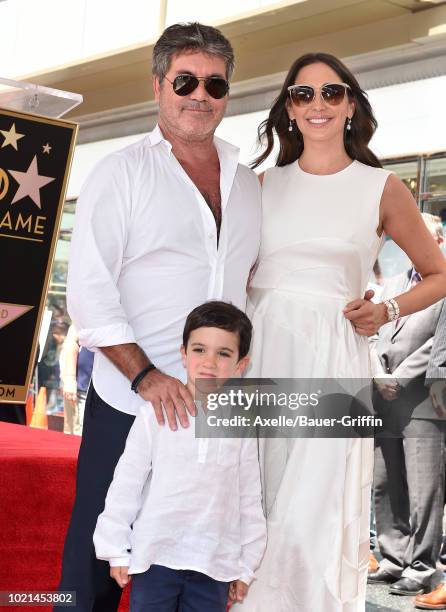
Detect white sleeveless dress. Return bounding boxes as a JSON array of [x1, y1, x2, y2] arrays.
[[236, 160, 392, 612]]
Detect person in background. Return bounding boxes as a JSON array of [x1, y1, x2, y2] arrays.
[[373, 259, 384, 286], [368, 213, 446, 597], [414, 298, 446, 610], [39, 321, 68, 415], [60, 324, 94, 436]]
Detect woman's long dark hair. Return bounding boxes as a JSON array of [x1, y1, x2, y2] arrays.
[[251, 52, 381, 169]]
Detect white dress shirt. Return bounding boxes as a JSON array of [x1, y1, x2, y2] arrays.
[[93, 405, 267, 585], [67, 125, 261, 414]]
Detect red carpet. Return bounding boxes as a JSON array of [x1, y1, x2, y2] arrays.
[[0, 422, 130, 611]]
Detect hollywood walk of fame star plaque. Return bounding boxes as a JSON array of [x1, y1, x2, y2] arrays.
[[0, 81, 80, 403]]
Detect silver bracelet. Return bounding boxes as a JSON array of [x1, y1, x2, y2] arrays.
[[383, 298, 400, 322]]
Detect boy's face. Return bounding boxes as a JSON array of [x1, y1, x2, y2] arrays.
[[180, 326, 249, 394]]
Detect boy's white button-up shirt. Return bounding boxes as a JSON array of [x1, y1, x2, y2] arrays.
[[93, 405, 267, 585], [67, 125, 261, 415]]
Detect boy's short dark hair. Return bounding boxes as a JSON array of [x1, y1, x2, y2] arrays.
[[183, 301, 252, 359]]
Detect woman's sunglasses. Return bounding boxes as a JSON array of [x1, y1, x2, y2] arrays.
[[164, 74, 229, 100], [287, 83, 351, 107]]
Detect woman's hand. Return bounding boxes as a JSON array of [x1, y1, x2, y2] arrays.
[[343, 299, 388, 336]]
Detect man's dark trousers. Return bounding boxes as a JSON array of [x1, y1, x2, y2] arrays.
[[54, 385, 135, 612]]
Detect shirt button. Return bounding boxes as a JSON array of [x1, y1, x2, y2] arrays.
[[208, 233, 214, 239]]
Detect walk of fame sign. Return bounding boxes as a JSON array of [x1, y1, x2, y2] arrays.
[[0, 78, 81, 403]]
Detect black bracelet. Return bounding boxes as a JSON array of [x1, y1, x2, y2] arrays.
[[131, 364, 156, 393]]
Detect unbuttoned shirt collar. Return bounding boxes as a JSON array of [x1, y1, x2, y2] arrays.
[[146, 123, 240, 215], [146, 123, 172, 154]]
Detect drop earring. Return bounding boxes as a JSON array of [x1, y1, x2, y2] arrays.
[[346, 117, 352, 131], [288, 119, 294, 132]]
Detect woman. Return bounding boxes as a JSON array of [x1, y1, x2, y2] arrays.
[[235, 53, 446, 611]]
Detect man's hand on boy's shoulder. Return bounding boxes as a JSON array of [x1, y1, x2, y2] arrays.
[[138, 368, 196, 431], [228, 580, 249, 605], [110, 566, 131, 588]]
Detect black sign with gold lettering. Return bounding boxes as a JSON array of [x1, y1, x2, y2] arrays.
[[0, 108, 77, 403]]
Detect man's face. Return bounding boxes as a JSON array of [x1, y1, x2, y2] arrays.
[[154, 50, 229, 142]]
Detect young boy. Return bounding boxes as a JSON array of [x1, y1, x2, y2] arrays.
[[93, 301, 266, 611]]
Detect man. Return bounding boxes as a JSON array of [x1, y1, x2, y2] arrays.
[[368, 214, 445, 597], [414, 299, 446, 610], [55, 22, 261, 612], [60, 324, 93, 435]]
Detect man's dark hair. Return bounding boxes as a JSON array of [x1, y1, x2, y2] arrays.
[[183, 301, 252, 359], [152, 22, 235, 83]]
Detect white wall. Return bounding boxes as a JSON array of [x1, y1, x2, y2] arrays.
[[368, 75, 446, 159], [165, 0, 297, 27], [0, 0, 288, 78], [0, 0, 161, 78]]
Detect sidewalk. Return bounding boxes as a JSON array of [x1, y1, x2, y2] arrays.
[[367, 584, 423, 611]]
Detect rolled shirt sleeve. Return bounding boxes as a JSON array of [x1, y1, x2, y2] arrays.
[[67, 153, 136, 351], [238, 438, 267, 585]]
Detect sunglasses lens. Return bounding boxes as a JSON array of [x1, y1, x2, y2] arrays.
[[205, 78, 229, 99], [173, 75, 198, 96], [321, 84, 347, 105], [171, 75, 228, 99], [289, 86, 314, 106]]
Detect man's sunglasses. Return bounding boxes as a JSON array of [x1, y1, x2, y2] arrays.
[[287, 83, 351, 107], [164, 74, 229, 99]]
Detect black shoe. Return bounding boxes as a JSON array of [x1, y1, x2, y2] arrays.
[[368, 569, 399, 585], [389, 577, 427, 596]]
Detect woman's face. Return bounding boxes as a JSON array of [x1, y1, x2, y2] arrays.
[[287, 62, 355, 147]]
